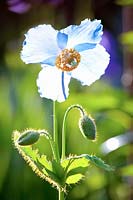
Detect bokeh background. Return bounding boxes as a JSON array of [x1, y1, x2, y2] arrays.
[[0, 0, 133, 199]]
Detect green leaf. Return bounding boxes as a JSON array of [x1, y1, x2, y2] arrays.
[[38, 155, 52, 171], [66, 158, 89, 184], [62, 156, 89, 173], [52, 160, 65, 181], [13, 130, 65, 190], [66, 174, 83, 184], [64, 154, 114, 172], [84, 155, 114, 171], [67, 166, 89, 176], [38, 157, 64, 185], [17, 144, 63, 187], [61, 156, 89, 185], [21, 146, 39, 162], [61, 154, 113, 185]]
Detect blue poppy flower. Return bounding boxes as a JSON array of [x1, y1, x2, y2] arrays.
[[21, 19, 110, 102]]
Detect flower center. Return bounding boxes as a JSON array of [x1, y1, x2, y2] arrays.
[[55, 48, 81, 72]]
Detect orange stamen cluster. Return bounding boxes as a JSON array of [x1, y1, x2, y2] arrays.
[[55, 48, 81, 72]]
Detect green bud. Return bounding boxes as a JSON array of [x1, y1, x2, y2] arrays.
[[17, 130, 40, 146], [79, 115, 96, 140]]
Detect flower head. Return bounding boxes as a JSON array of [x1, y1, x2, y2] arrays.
[[21, 19, 110, 102]]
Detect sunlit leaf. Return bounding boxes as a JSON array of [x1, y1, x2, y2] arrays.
[[61, 154, 113, 185], [67, 154, 114, 172], [66, 174, 83, 184], [61, 156, 89, 184], [63, 157, 89, 171], [84, 155, 114, 171], [13, 130, 64, 190], [38, 155, 52, 171], [21, 146, 38, 161]]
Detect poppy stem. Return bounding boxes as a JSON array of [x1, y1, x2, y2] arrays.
[[59, 188, 64, 200], [53, 101, 60, 163], [61, 104, 85, 160]]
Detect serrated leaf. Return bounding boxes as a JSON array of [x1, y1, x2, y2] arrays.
[[61, 156, 89, 185], [83, 154, 114, 171], [64, 154, 114, 172], [21, 146, 38, 162], [17, 143, 61, 185], [67, 166, 88, 177], [62, 157, 89, 173], [68, 157, 89, 172], [61, 159, 70, 169], [37, 157, 63, 185], [20, 146, 54, 175], [66, 174, 83, 184], [13, 130, 64, 190], [42, 167, 61, 184], [38, 155, 52, 171]]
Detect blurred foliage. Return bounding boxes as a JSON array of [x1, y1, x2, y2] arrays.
[[120, 31, 133, 52], [116, 0, 133, 5], [121, 164, 133, 176]]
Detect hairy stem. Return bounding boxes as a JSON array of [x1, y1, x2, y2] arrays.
[[53, 101, 60, 163], [61, 104, 85, 160]]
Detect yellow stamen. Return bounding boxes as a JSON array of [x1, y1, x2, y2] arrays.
[[55, 48, 80, 72]]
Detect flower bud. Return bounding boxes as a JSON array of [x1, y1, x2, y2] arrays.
[[79, 115, 96, 140], [17, 130, 40, 146]]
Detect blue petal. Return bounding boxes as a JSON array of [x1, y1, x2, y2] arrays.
[[61, 19, 103, 49], [41, 56, 56, 66], [61, 72, 67, 99], [57, 32, 68, 49], [37, 67, 71, 102], [23, 40, 26, 46], [71, 44, 110, 86], [74, 43, 96, 52], [21, 24, 59, 64], [91, 23, 103, 41]]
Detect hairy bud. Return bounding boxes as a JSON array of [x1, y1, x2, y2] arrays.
[[79, 115, 96, 140], [17, 130, 40, 146]]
